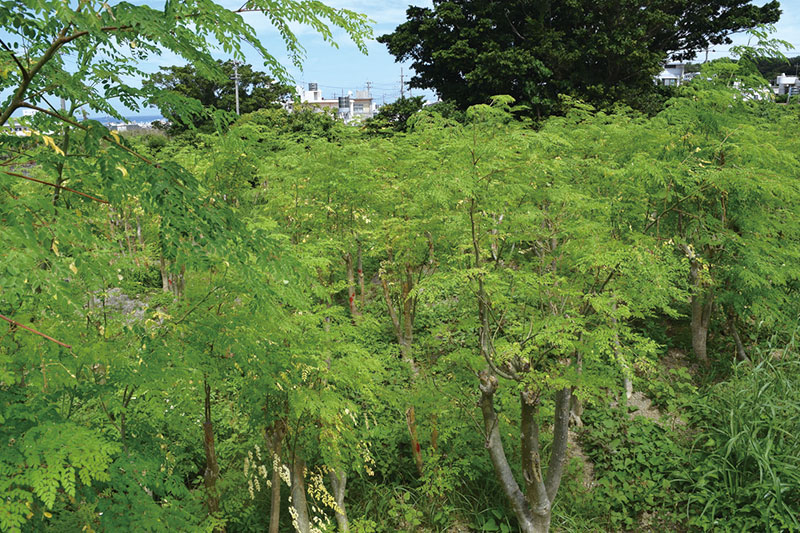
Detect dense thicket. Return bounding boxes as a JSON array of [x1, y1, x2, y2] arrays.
[[2, 2, 800, 532]]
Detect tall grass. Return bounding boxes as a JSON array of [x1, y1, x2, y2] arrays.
[[682, 353, 800, 531]]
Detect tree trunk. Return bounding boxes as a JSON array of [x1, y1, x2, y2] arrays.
[[123, 209, 136, 261], [202, 381, 222, 528], [479, 371, 539, 531], [266, 421, 287, 533], [406, 406, 424, 476], [380, 271, 424, 474], [623, 375, 633, 401], [160, 253, 170, 292], [545, 388, 571, 503], [136, 215, 143, 249], [290, 458, 311, 533], [344, 252, 360, 317], [726, 308, 749, 363], [357, 239, 365, 307], [611, 308, 633, 400], [269, 458, 282, 533], [431, 414, 439, 452], [569, 351, 583, 426], [329, 469, 349, 533], [478, 370, 569, 533], [401, 265, 414, 359], [689, 257, 713, 363], [519, 390, 552, 532]]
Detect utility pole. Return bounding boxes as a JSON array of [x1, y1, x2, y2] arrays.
[[400, 68, 405, 98], [232, 60, 241, 115], [365, 81, 372, 95]]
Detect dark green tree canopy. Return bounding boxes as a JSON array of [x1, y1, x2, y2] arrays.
[[378, 0, 781, 115], [365, 95, 425, 132], [146, 60, 294, 133]]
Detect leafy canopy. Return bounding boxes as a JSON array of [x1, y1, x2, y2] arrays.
[[146, 61, 295, 134], [378, 0, 781, 115]]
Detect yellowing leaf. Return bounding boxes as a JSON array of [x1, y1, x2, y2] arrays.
[[51, 240, 60, 256], [110, 131, 120, 143], [116, 165, 128, 177], [44, 512, 52, 518], [43, 135, 65, 156], [69, 262, 78, 274]]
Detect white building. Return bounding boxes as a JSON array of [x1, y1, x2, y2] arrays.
[[655, 62, 687, 87], [775, 73, 799, 96], [297, 83, 377, 122], [2, 109, 37, 136]]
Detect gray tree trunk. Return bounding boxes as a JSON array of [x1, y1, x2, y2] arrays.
[[266, 421, 286, 533], [329, 470, 349, 532], [726, 309, 749, 362], [479, 371, 572, 533], [689, 257, 713, 363], [290, 459, 310, 533]]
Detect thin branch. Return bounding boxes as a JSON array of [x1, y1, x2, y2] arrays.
[[0, 38, 28, 79], [2, 170, 109, 204], [0, 313, 72, 348], [643, 184, 711, 233], [173, 286, 221, 325], [0, 25, 71, 126], [99, 398, 122, 433]]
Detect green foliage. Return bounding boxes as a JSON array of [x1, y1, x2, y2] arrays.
[[365, 96, 426, 133], [639, 366, 697, 414], [3, 3, 800, 529]]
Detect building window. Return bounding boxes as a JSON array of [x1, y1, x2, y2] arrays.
[[663, 78, 678, 87], [354, 104, 364, 113]]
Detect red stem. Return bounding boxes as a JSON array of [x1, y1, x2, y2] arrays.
[[3, 170, 109, 204], [0, 313, 72, 348]]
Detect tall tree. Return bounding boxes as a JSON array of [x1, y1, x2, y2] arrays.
[[146, 61, 295, 134], [378, 0, 781, 116]]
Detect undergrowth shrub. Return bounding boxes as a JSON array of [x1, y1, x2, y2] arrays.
[[580, 405, 688, 531]]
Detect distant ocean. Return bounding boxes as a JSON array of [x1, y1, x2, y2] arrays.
[[90, 115, 164, 124]]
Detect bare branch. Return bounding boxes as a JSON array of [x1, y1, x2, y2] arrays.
[[2, 169, 109, 204], [0, 313, 72, 348]]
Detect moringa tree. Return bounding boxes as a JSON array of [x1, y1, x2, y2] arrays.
[[410, 99, 677, 532]]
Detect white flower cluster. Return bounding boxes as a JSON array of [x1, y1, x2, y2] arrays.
[[243, 444, 271, 500]]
